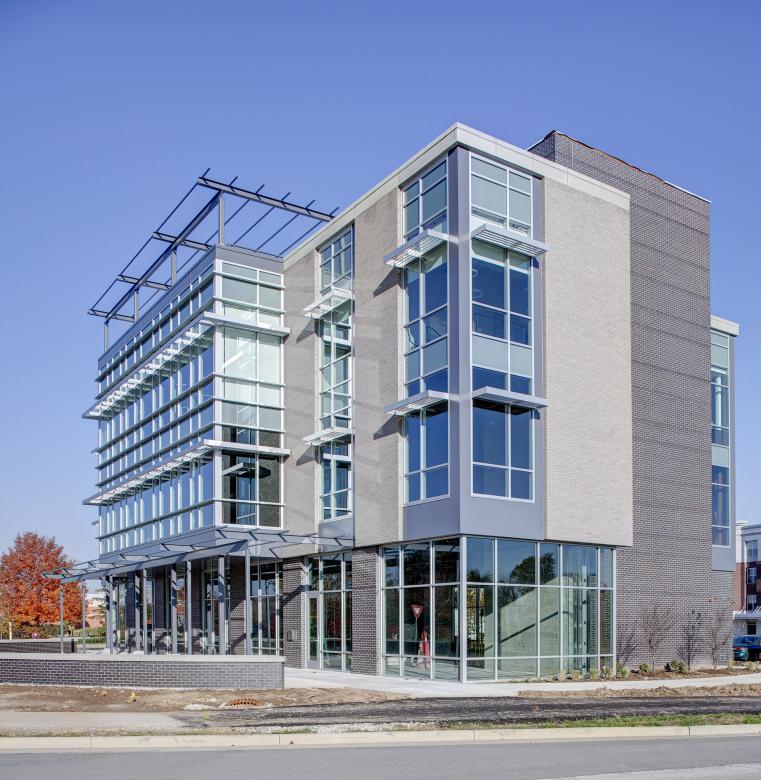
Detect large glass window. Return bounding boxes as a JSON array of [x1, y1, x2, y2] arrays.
[[470, 155, 532, 236], [383, 539, 460, 680], [405, 403, 449, 502], [471, 240, 532, 395], [221, 451, 282, 528], [319, 302, 352, 430], [472, 400, 533, 500], [220, 264, 284, 328], [321, 440, 352, 520], [711, 329, 732, 547], [404, 245, 448, 396], [319, 228, 353, 293], [403, 160, 447, 240], [250, 563, 282, 655]]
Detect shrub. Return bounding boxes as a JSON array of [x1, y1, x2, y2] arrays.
[[601, 665, 613, 679], [665, 659, 687, 674], [638, 663, 653, 675], [589, 668, 600, 681], [557, 670, 567, 681], [571, 669, 582, 681]]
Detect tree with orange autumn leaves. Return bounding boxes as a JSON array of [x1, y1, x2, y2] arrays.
[[0, 532, 84, 633]]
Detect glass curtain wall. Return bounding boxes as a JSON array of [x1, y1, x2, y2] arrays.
[[307, 554, 353, 670], [382, 539, 461, 680], [470, 156, 533, 237], [201, 558, 230, 654], [382, 537, 614, 680], [250, 562, 283, 654]]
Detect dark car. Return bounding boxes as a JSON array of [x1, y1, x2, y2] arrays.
[[733, 635, 761, 661]]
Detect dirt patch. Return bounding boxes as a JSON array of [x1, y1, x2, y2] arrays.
[[519, 683, 761, 698], [623, 667, 758, 680], [0, 685, 406, 713]]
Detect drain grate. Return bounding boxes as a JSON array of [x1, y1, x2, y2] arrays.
[[223, 697, 264, 708]]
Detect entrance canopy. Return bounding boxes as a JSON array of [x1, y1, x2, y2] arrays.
[[43, 526, 353, 583]]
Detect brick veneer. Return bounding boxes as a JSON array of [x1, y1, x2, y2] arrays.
[[0, 653, 284, 689], [0, 639, 77, 654]]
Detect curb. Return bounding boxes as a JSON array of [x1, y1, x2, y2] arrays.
[[1, 724, 761, 752]]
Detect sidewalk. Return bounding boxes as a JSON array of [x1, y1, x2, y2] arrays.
[[284, 668, 761, 698], [0, 711, 186, 736]]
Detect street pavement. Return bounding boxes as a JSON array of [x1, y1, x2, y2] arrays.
[[0, 736, 759, 779]]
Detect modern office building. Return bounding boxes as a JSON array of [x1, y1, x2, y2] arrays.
[[57, 124, 739, 679]]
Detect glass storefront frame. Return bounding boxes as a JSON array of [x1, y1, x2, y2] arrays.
[[306, 553, 353, 672]]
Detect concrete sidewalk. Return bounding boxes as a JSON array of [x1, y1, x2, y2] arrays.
[[284, 668, 761, 698], [0, 711, 187, 736]]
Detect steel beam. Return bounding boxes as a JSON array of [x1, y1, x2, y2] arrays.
[[153, 232, 214, 253], [88, 309, 135, 323], [117, 274, 170, 291], [197, 176, 335, 222]]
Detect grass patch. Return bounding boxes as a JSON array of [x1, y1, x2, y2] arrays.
[[431, 713, 761, 730]]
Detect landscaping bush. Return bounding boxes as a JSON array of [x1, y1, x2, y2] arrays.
[[571, 669, 582, 681], [589, 668, 600, 680], [638, 663, 653, 675], [665, 659, 687, 674]]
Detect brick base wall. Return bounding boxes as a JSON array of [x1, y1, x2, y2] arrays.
[[0, 639, 77, 654], [0, 654, 284, 689]]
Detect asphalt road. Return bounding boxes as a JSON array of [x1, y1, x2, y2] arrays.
[[181, 694, 761, 729], [0, 736, 760, 779]]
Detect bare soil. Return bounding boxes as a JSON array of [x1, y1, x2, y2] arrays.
[[519, 683, 761, 698], [0, 685, 406, 713]]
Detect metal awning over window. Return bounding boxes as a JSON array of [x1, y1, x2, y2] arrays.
[[384, 390, 450, 416], [84, 317, 214, 420], [471, 386, 549, 409], [303, 288, 352, 319], [303, 427, 353, 447], [383, 228, 449, 269], [471, 223, 548, 257]]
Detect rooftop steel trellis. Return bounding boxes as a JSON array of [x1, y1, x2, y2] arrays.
[[88, 172, 338, 343]]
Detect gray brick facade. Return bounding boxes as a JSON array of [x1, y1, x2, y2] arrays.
[[531, 132, 721, 666], [282, 558, 305, 667], [350, 547, 381, 675]]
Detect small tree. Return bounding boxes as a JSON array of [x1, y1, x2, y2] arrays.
[[0, 532, 83, 635], [677, 609, 704, 670], [638, 603, 674, 670], [707, 602, 733, 669], [616, 622, 636, 667]]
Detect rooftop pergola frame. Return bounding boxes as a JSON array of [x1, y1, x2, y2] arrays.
[[89, 171, 338, 349]]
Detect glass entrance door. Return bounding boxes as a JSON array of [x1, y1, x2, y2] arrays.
[[308, 595, 319, 668]]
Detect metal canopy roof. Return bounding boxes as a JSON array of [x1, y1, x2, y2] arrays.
[[43, 526, 354, 583], [383, 228, 449, 269], [471, 223, 548, 257]]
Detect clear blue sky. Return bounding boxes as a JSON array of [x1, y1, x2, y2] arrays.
[[0, 0, 759, 562]]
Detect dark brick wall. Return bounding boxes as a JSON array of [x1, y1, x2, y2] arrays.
[[351, 547, 380, 675], [282, 558, 304, 667], [229, 556, 247, 655], [0, 655, 284, 689], [531, 132, 719, 666], [0, 639, 77, 653]]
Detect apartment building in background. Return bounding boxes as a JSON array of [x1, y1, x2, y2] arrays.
[[57, 124, 739, 679], [734, 521, 760, 636]]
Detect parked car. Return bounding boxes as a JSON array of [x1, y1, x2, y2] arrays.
[[733, 635, 761, 661]]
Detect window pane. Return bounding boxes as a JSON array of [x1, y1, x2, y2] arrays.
[[509, 268, 530, 315], [467, 585, 495, 658], [422, 338, 447, 375], [472, 157, 507, 183], [510, 408, 532, 470], [467, 537, 494, 583], [600, 590, 613, 655], [423, 309, 447, 343], [497, 540, 537, 584], [474, 401, 506, 465], [423, 252, 447, 313], [434, 586, 459, 657], [405, 266, 420, 322], [600, 548, 614, 588], [473, 335, 509, 372], [406, 473, 421, 503], [384, 547, 400, 587], [509, 172, 531, 193], [422, 179, 446, 223], [472, 258, 505, 309], [384, 588, 400, 654], [509, 189, 531, 225], [406, 413, 420, 473], [473, 367, 508, 391], [403, 587, 431, 656], [424, 405, 448, 468], [472, 175, 507, 217], [434, 538, 460, 584], [539, 587, 560, 656], [563, 546, 598, 587], [404, 543, 430, 586], [511, 470, 532, 500], [510, 315, 531, 345], [473, 464, 507, 497], [540, 545, 560, 585], [425, 466, 448, 498], [498, 586, 537, 657], [259, 335, 281, 383], [473, 305, 506, 339], [510, 344, 532, 377], [563, 588, 598, 655]]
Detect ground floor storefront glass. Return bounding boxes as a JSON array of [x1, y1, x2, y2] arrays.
[[250, 562, 283, 654], [382, 536, 614, 681], [307, 553, 352, 671]]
